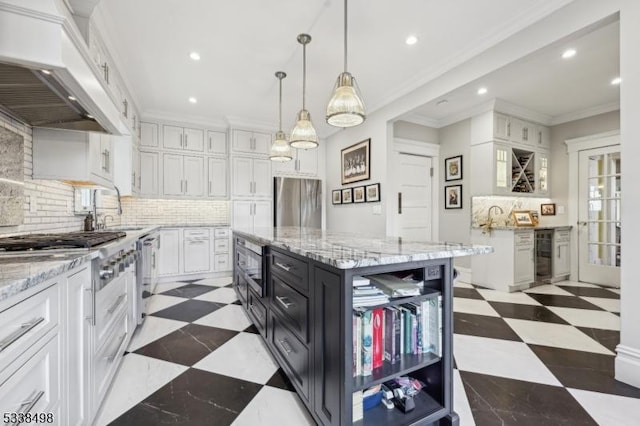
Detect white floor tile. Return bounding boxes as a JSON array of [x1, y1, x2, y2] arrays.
[[154, 281, 189, 294], [454, 281, 474, 289], [581, 296, 621, 312], [127, 316, 188, 352], [94, 354, 188, 426], [231, 386, 314, 426], [193, 276, 234, 287], [476, 289, 541, 305], [568, 388, 640, 426], [523, 285, 574, 296], [193, 333, 278, 385], [554, 280, 599, 288], [193, 304, 252, 331], [453, 334, 561, 386], [147, 294, 185, 314], [504, 318, 614, 355], [454, 298, 500, 317], [194, 286, 238, 304], [547, 306, 620, 331], [452, 369, 476, 426]]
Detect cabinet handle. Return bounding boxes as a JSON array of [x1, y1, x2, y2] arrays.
[[185, 180, 188, 193], [209, 136, 212, 151], [209, 181, 212, 194], [507, 122, 511, 137], [106, 333, 127, 362], [275, 295, 294, 309], [123, 99, 128, 118], [102, 62, 109, 84], [250, 304, 264, 322], [275, 262, 292, 272], [180, 134, 183, 147], [185, 133, 188, 148], [10, 390, 45, 425], [539, 131, 542, 145], [398, 192, 402, 214], [107, 294, 126, 314], [0, 317, 45, 352], [152, 252, 156, 269], [277, 338, 295, 355]]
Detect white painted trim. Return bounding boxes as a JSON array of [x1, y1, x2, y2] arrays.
[[565, 130, 620, 152], [142, 111, 229, 130], [396, 113, 440, 128], [394, 138, 440, 156], [615, 345, 640, 388], [551, 102, 620, 125], [454, 266, 472, 285]]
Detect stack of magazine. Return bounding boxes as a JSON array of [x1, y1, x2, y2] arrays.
[[353, 276, 389, 307], [365, 273, 423, 298]]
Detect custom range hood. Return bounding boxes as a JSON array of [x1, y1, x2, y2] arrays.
[[0, 0, 126, 134]]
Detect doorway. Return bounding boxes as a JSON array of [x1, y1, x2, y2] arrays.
[[396, 152, 433, 241]]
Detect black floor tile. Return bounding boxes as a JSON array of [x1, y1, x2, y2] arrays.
[[577, 327, 620, 354], [487, 301, 570, 324], [526, 293, 604, 310], [160, 283, 217, 299], [265, 368, 296, 392], [151, 299, 225, 322], [460, 371, 598, 426], [134, 324, 238, 366], [453, 312, 522, 341], [109, 368, 262, 426], [454, 287, 484, 300], [232, 300, 243, 306], [529, 345, 640, 399], [558, 285, 619, 299], [243, 324, 260, 334]]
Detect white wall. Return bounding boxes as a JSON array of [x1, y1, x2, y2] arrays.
[[393, 120, 439, 143]]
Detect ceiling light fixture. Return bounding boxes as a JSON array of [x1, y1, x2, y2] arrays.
[[290, 34, 318, 149], [270, 71, 293, 162], [436, 99, 448, 106], [189, 97, 197, 103], [41, 69, 51, 75], [326, 0, 366, 128], [406, 35, 418, 45], [477, 87, 488, 95], [68, 95, 76, 101], [189, 52, 201, 61], [562, 48, 576, 59], [611, 77, 622, 85]]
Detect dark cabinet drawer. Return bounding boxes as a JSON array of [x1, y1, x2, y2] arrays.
[[247, 288, 267, 337], [234, 271, 248, 306], [271, 275, 308, 343], [271, 249, 308, 293], [271, 313, 310, 401]]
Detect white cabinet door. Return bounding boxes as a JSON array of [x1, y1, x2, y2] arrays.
[[184, 155, 204, 197], [163, 125, 184, 150], [184, 239, 211, 273], [296, 148, 318, 175], [233, 201, 253, 230], [232, 157, 253, 197], [158, 229, 181, 276], [184, 128, 204, 152], [132, 147, 141, 193], [208, 158, 227, 197], [509, 117, 525, 144], [272, 156, 296, 175], [494, 113, 510, 140], [252, 159, 272, 197], [232, 130, 253, 153], [536, 151, 549, 195], [140, 151, 159, 196], [252, 131, 271, 155], [520, 121, 535, 146], [554, 230, 571, 277], [253, 200, 272, 229], [140, 122, 158, 147], [494, 143, 511, 194], [163, 154, 184, 196], [514, 245, 534, 283], [102, 135, 114, 181], [536, 125, 551, 148], [207, 131, 227, 155]]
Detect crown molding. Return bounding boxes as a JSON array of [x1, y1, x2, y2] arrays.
[[142, 110, 228, 129], [223, 116, 276, 132], [395, 113, 439, 128], [551, 101, 619, 125]]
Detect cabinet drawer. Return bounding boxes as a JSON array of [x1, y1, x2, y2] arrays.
[[95, 276, 127, 344], [271, 250, 308, 293], [271, 275, 308, 343], [555, 230, 570, 243], [214, 228, 230, 238], [247, 288, 267, 336], [271, 313, 309, 401], [184, 228, 211, 239], [0, 284, 59, 374], [94, 311, 128, 403], [0, 333, 60, 421], [214, 253, 231, 272], [235, 271, 248, 306], [214, 238, 230, 253], [515, 231, 534, 246]]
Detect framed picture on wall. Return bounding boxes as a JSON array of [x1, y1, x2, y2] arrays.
[[341, 188, 353, 204], [341, 138, 371, 185], [353, 186, 365, 203], [332, 190, 342, 205], [445, 155, 463, 181], [541, 203, 556, 215], [365, 183, 380, 202], [444, 185, 462, 209], [512, 210, 534, 226]]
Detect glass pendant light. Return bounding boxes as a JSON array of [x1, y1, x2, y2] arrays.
[[269, 71, 293, 162], [290, 34, 318, 149], [326, 0, 366, 128]]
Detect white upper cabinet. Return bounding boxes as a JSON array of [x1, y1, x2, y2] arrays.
[[272, 148, 318, 177], [163, 125, 204, 152], [208, 158, 227, 198], [232, 129, 270, 156], [232, 157, 271, 198], [140, 151, 159, 196], [472, 111, 549, 148], [140, 122, 159, 148], [113, 135, 136, 196], [207, 131, 227, 156], [162, 154, 204, 197]]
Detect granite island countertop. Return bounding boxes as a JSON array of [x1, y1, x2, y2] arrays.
[[234, 227, 493, 269], [471, 225, 573, 231]]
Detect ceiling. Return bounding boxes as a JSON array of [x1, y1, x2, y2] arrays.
[[93, 0, 617, 137]]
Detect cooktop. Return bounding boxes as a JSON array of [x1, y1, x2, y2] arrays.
[[0, 231, 126, 251]]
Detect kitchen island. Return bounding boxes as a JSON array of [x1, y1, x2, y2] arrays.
[[232, 227, 492, 426]]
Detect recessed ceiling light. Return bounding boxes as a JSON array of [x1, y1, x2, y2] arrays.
[[436, 99, 448, 106], [188, 97, 197, 104], [68, 95, 76, 101], [562, 48, 576, 59], [86, 114, 94, 119], [405, 35, 418, 45], [611, 77, 621, 85], [189, 52, 201, 61], [41, 69, 51, 75], [477, 87, 488, 95]]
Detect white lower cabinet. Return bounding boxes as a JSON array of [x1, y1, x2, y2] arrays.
[[158, 228, 181, 276], [514, 231, 535, 284], [184, 229, 211, 274], [554, 229, 571, 279]]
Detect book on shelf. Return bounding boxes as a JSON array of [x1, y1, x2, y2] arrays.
[[353, 275, 371, 287], [426, 295, 443, 357], [372, 308, 384, 370], [352, 391, 363, 422], [384, 307, 401, 365], [361, 309, 374, 376], [366, 273, 422, 297], [353, 313, 362, 377]]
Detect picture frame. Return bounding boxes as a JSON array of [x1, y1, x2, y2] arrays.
[[512, 210, 534, 226], [341, 188, 353, 204], [445, 155, 463, 181], [341, 138, 371, 185], [353, 186, 365, 203], [332, 190, 342, 205], [541, 203, 556, 216], [444, 185, 462, 209], [365, 183, 380, 202]]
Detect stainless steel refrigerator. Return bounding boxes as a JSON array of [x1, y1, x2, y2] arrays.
[[274, 177, 322, 228]]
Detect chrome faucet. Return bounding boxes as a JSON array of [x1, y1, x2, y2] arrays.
[[101, 215, 114, 230], [487, 205, 505, 224]]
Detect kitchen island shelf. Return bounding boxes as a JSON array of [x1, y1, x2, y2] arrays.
[[352, 287, 440, 311], [352, 352, 441, 392], [355, 389, 446, 426]]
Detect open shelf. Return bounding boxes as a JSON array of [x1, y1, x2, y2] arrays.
[[354, 389, 446, 426], [353, 352, 440, 392], [353, 287, 440, 311]]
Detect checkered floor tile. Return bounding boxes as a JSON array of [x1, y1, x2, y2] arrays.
[[95, 277, 640, 425]]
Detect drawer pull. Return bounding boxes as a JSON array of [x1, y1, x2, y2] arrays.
[[275, 295, 294, 309], [275, 262, 292, 272], [0, 317, 45, 353], [277, 338, 295, 355], [10, 390, 45, 425], [250, 304, 264, 321], [107, 294, 126, 314], [106, 333, 127, 362]]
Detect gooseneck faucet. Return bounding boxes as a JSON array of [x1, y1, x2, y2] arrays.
[[487, 205, 504, 224]]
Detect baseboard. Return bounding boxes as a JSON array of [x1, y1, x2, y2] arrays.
[[455, 267, 472, 285], [615, 345, 640, 389]]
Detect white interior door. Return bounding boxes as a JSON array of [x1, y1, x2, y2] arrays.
[[396, 153, 432, 241], [578, 146, 621, 286]]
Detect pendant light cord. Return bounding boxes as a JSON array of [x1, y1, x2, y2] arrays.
[[344, 0, 348, 72], [302, 43, 307, 110]]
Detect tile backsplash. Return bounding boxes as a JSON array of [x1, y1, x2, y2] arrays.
[[471, 195, 559, 227], [120, 198, 229, 225]]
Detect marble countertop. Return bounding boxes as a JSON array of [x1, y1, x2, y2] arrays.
[[120, 223, 230, 229], [471, 225, 572, 231], [234, 227, 493, 269]]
